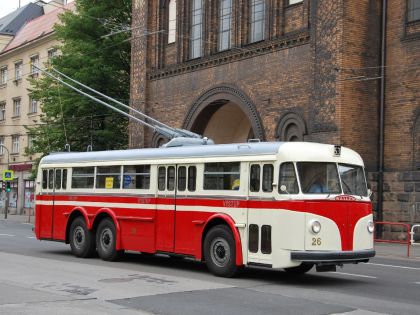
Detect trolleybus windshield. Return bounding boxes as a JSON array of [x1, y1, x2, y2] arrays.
[[296, 162, 368, 196]]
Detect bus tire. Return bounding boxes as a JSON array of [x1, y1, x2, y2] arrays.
[[69, 217, 96, 258], [204, 225, 238, 277], [96, 218, 123, 261], [284, 263, 314, 275]]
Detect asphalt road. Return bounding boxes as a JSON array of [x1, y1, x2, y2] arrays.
[[0, 219, 419, 315]]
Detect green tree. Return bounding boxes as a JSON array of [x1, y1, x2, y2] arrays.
[[27, 0, 131, 161]]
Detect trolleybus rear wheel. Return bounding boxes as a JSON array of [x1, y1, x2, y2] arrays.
[[69, 217, 95, 258], [284, 263, 314, 274], [96, 218, 123, 261], [204, 225, 238, 277]]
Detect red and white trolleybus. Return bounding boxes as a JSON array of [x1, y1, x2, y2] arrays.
[[34, 141, 375, 277]]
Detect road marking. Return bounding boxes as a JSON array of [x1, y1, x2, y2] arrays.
[[26, 236, 35, 239], [367, 262, 420, 271], [0, 233, 15, 237], [414, 282, 420, 285], [329, 272, 377, 279]]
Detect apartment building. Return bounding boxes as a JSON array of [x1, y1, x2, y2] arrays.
[[0, 0, 68, 215]]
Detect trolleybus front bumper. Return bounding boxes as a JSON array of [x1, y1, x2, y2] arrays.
[[290, 249, 375, 264]]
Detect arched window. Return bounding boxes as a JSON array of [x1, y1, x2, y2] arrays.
[[249, 0, 265, 43], [219, 0, 232, 51], [276, 112, 307, 142], [168, 0, 177, 44], [190, 0, 203, 58]]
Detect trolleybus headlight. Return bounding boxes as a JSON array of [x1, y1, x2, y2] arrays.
[[310, 220, 321, 234], [367, 220, 374, 233]]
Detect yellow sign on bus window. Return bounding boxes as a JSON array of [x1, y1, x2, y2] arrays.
[[105, 177, 114, 189]]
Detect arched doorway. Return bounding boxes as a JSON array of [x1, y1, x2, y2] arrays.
[[183, 85, 264, 144], [200, 101, 253, 143]]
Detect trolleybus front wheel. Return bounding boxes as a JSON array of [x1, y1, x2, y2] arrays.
[[204, 225, 238, 277], [96, 218, 123, 261], [69, 217, 96, 258]]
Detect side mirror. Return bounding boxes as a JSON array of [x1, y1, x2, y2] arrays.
[[280, 185, 288, 193], [368, 188, 373, 198]]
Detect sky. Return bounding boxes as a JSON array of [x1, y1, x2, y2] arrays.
[[1, 0, 32, 17], [1, 0, 73, 18]]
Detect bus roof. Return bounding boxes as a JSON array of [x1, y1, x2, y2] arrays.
[[39, 142, 364, 166]]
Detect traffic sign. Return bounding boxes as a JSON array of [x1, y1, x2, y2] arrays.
[[2, 170, 14, 181]]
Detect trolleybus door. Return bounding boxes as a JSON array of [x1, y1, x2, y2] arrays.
[[156, 165, 176, 252], [38, 169, 55, 239], [174, 164, 197, 255], [247, 163, 274, 266]]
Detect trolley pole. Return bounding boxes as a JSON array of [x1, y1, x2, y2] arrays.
[[0, 145, 10, 219]]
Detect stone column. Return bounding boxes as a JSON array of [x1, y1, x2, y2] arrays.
[[129, 0, 148, 148]]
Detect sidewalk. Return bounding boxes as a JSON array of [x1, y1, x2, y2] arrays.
[[0, 213, 34, 224], [2, 214, 420, 260]]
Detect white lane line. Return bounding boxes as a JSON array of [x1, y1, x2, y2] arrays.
[[414, 282, 420, 285], [0, 233, 15, 237], [329, 272, 377, 279], [367, 262, 420, 271], [26, 236, 36, 239]]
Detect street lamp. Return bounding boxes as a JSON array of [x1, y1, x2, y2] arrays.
[[0, 144, 10, 219]]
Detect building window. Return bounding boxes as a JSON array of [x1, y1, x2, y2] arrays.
[[12, 135, 20, 154], [408, 0, 420, 22], [190, 0, 203, 59], [249, 0, 265, 43], [0, 67, 7, 85], [27, 134, 34, 149], [14, 61, 22, 80], [24, 180, 35, 209], [47, 48, 58, 61], [168, 0, 177, 43], [0, 102, 5, 121], [13, 98, 21, 117], [218, 0, 232, 51], [29, 97, 37, 114], [0, 137, 4, 155], [287, 0, 303, 5], [30, 55, 39, 75]]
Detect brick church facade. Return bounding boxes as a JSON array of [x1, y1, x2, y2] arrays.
[[130, 0, 420, 226]]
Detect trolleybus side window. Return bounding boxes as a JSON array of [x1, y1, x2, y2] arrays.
[[62, 169, 67, 189], [55, 169, 62, 190], [96, 166, 121, 189], [203, 162, 240, 190], [178, 166, 186, 191], [48, 169, 54, 190], [188, 166, 197, 191], [279, 162, 299, 194], [250, 165, 260, 192], [158, 166, 166, 191], [123, 165, 150, 189], [262, 164, 274, 192], [167, 166, 175, 191], [54, 169, 68, 190], [42, 170, 48, 189], [297, 162, 341, 194], [71, 167, 95, 189]]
